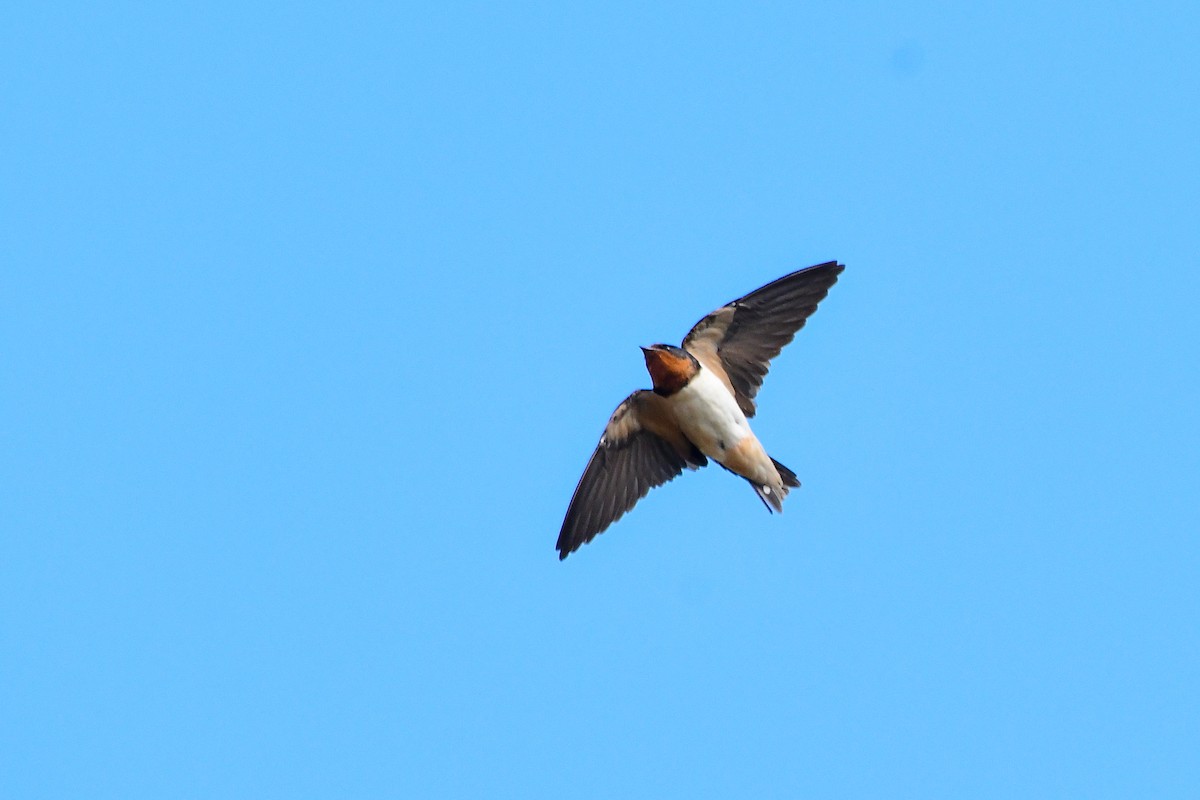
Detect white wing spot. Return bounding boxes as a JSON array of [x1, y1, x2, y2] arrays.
[[763, 486, 772, 495]]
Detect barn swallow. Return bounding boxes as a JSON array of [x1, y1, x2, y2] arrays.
[[556, 260, 844, 560]]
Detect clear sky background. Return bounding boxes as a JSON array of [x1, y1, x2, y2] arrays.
[[3, 2, 1198, 798]]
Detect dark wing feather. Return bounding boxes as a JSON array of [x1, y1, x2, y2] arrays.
[[683, 261, 844, 417], [556, 390, 706, 560]]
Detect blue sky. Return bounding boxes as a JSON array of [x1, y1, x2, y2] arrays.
[[3, 2, 1198, 797]]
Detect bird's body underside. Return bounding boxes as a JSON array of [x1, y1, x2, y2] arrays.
[[667, 362, 794, 511], [556, 260, 844, 559]]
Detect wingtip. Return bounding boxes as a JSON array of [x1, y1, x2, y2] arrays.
[[808, 260, 845, 274], [555, 536, 572, 560]]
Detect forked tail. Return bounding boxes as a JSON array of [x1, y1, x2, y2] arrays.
[[749, 457, 802, 513]]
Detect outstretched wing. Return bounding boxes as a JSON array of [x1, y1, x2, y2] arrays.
[[683, 261, 844, 417], [557, 390, 706, 560]]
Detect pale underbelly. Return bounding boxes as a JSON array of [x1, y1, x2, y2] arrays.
[[669, 369, 772, 482]]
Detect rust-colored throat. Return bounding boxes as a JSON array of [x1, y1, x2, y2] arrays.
[[643, 345, 697, 396]]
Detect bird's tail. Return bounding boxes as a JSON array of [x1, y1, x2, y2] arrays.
[[750, 457, 801, 513], [772, 458, 801, 489]]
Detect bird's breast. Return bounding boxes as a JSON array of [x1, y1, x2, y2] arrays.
[[669, 367, 752, 459]]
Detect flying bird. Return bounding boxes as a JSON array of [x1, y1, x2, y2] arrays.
[[556, 261, 844, 560]]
